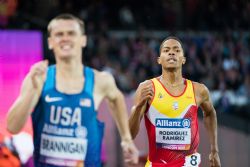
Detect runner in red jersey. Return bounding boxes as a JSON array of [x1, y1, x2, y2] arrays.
[[129, 36, 221, 167]]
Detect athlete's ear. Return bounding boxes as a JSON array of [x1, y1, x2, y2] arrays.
[[157, 56, 161, 64], [48, 37, 53, 50], [81, 35, 87, 48], [182, 56, 186, 65]]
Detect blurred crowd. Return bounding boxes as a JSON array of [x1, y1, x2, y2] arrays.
[[84, 31, 250, 95], [43, 28, 250, 119], [1, 0, 250, 118], [1, 0, 250, 30]]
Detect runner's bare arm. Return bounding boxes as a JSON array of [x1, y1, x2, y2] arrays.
[[129, 80, 154, 139], [98, 72, 131, 141], [98, 71, 138, 164], [7, 60, 48, 134], [199, 84, 221, 167]]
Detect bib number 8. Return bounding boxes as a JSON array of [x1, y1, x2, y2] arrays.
[[190, 155, 198, 166], [184, 153, 201, 167]]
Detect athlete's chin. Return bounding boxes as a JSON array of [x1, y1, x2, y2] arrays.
[[163, 66, 178, 71], [57, 53, 74, 59]]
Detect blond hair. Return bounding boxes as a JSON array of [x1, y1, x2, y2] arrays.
[[47, 13, 85, 36]]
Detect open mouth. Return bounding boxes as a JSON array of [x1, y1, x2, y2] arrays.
[[60, 44, 73, 51], [167, 58, 177, 62]]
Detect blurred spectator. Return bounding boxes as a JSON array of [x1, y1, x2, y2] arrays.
[[0, 133, 21, 167], [119, 6, 135, 27], [11, 132, 34, 166], [238, 75, 250, 100], [0, 0, 17, 27]]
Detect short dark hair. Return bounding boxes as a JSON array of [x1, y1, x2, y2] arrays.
[[159, 36, 183, 53], [47, 13, 85, 36]]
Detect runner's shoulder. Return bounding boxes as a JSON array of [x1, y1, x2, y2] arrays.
[[192, 81, 210, 97], [138, 79, 153, 90]]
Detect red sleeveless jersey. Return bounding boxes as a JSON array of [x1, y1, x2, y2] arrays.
[[144, 78, 200, 167]]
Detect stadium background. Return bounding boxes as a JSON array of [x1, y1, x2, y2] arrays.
[[0, 0, 250, 166]]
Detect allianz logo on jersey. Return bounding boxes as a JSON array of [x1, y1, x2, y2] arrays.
[[156, 118, 191, 128]]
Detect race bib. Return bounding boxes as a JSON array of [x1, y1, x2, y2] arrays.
[[40, 134, 87, 166], [155, 118, 191, 150], [183, 153, 201, 167]]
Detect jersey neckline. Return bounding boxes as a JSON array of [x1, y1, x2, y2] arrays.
[[54, 65, 86, 96], [156, 77, 188, 97]]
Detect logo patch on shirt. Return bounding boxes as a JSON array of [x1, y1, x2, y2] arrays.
[[158, 93, 164, 99], [75, 126, 88, 138], [172, 101, 178, 110], [45, 95, 63, 103], [80, 98, 91, 107]]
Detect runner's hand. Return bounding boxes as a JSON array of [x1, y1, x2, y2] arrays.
[[29, 60, 48, 89], [121, 140, 139, 165], [209, 151, 221, 167], [137, 81, 154, 108]]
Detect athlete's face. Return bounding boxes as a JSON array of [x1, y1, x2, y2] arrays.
[[48, 19, 86, 60], [158, 39, 186, 70]]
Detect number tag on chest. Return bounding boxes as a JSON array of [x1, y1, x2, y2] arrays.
[[155, 118, 191, 150], [40, 134, 88, 165]]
